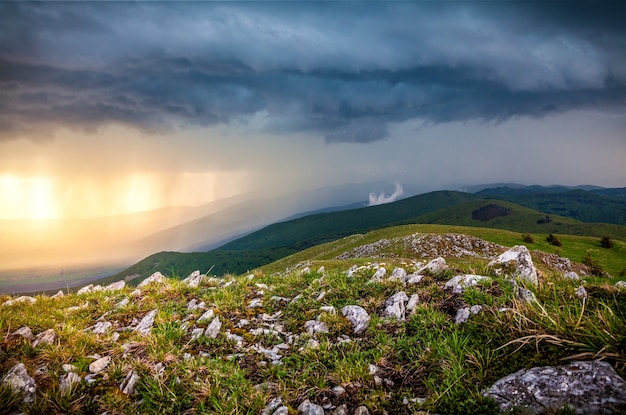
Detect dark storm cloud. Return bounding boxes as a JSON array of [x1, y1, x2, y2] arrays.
[[1, 1, 625, 143]]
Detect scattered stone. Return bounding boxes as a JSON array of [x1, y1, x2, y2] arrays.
[[405, 273, 424, 285], [77, 284, 95, 295], [317, 266, 325, 274], [488, 245, 538, 285], [89, 356, 111, 373], [298, 399, 325, 415], [51, 290, 65, 299], [371, 267, 387, 281], [137, 271, 167, 288], [406, 294, 420, 316], [134, 309, 157, 336], [315, 291, 326, 301], [346, 265, 358, 277], [66, 302, 89, 312], [247, 298, 263, 308], [226, 331, 244, 348], [187, 299, 205, 312], [615, 281, 626, 289], [62, 364, 78, 373], [2, 296, 36, 307], [59, 371, 81, 394], [564, 271, 580, 280], [354, 406, 370, 415], [301, 267, 311, 275], [342, 305, 370, 334], [116, 297, 130, 308], [419, 257, 447, 274], [304, 320, 329, 335], [455, 308, 471, 324], [205, 316, 222, 339], [291, 294, 303, 303], [11, 326, 34, 340], [331, 405, 348, 415], [194, 307, 214, 322], [130, 289, 142, 297], [182, 270, 205, 288], [120, 370, 140, 395], [271, 296, 291, 303], [485, 360, 626, 414], [261, 397, 283, 415], [105, 280, 125, 291], [445, 274, 491, 294], [320, 305, 336, 314], [332, 385, 347, 397], [32, 328, 56, 347], [517, 287, 537, 302], [2, 363, 36, 403], [191, 328, 205, 341], [92, 322, 113, 334], [576, 286, 588, 299], [383, 291, 409, 320], [390, 267, 407, 281]]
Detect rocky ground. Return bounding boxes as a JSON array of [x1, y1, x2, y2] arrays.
[[1, 234, 626, 414]]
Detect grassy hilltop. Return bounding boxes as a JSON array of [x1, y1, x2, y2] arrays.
[[1, 226, 625, 414]]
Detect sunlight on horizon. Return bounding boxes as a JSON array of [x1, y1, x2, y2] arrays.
[[0, 171, 248, 220]]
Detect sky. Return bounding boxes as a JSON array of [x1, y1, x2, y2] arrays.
[[1, 1, 625, 222]]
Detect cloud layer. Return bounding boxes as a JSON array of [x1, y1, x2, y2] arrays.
[[1, 2, 625, 143]]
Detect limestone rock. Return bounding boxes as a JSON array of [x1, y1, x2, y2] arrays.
[[564, 271, 580, 280], [91, 321, 113, 334], [485, 360, 626, 414], [488, 245, 538, 285], [182, 270, 205, 288], [405, 273, 424, 285], [205, 316, 222, 339], [455, 305, 482, 324], [137, 271, 167, 288], [116, 297, 130, 308], [304, 320, 329, 335], [331, 404, 348, 415], [406, 294, 420, 316], [32, 329, 56, 347], [197, 309, 215, 323], [134, 309, 157, 336], [261, 397, 283, 415], [2, 296, 36, 307], [390, 267, 407, 281], [354, 406, 370, 415], [419, 257, 447, 274], [383, 291, 409, 320], [51, 290, 65, 299], [191, 328, 204, 341], [576, 286, 588, 299], [615, 281, 626, 289], [371, 267, 387, 281], [77, 284, 95, 295], [11, 326, 34, 340], [2, 363, 36, 403], [120, 370, 140, 395], [59, 371, 81, 394], [105, 280, 125, 291], [298, 399, 325, 415], [445, 274, 491, 294], [517, 287, 537, 302], [342, 305, 370, 334], [89, 356, 111, 373]]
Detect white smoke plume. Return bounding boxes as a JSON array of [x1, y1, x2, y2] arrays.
[[368, 183, 404, 206]]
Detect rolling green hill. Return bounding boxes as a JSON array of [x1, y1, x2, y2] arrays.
[[476, 187, 626, 224], [114, 191, 626, 283]]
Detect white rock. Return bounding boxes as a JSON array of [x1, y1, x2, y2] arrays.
[[134, 309, 157, 336], [51, 290, 65, 299], [317, 266, 325, 274], [226, 331, 244, 348], [405, 274, 424, 285], [205, 316, 222, 339], [470, 305, 483, 315], [390, 267, 407, 281], [182, 270, 205, 288], [346, 265, 358, 277], [419, 257, 447, 274], [105, 280, 125, 291], [485, 360, 626, 414], [116, 297, 130, 309], [384, 291, 409, 320], [371, 267, 387, 281], [247, 298, 263, 308], [120, 370, 140, 395], [92, 322, 112, 334], [445, 275, 491, 294], [488, 245, 538, 285], [304, 320, 329, 335], [406, 294, 420, 316], [130, 289, 142, 297], [77, 284, 94, 295], [2, 363, 36, 403], [11, 326, 34, 340], [137, 271, 167, 288], [576, 286, 588, 299], [89, 356, 111, 373], [455, 307, 471, 324], [564, 271, 580, 280], [319, 305, 336, 314], [2, 296, 36, 307], [298, 399, 325, 415], [191, 328, 204, 341], [261, 397, 283, 415], [59, 372, 81, 394], [62, 364, 78, 372], [341, 305, 370, 334], [32, 329, 56, 347], [615, 281, 626, 289], [517, 287, 536, 302], [272, 407, 288, 415], [354, 406, 370, 415], [315, 291, 326, 301], [197, 309, 215, 323]]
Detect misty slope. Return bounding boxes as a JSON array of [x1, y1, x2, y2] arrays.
[[476, 186, 626, 224], [114, 191, 626, 282]]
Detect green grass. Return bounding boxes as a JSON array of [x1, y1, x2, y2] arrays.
[[1, 228, 625, 414]]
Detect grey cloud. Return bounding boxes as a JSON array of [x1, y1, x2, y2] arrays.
[[0, 2, 624, 143]]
